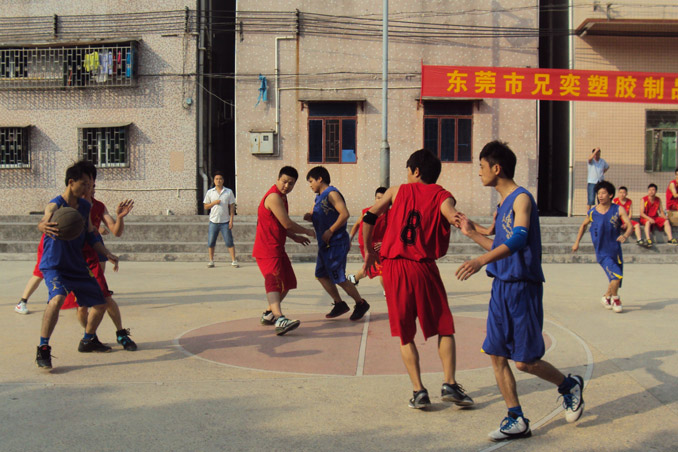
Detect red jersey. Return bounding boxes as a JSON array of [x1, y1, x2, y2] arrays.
[[666, 180, 678, 210], [358, 205, 389, 250], [612, 197, 631, 215], [380, 183, 453, 261], [642, 195, 661, 218], [252, 185, 288, 258]]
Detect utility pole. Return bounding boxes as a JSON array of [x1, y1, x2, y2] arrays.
[[380, 0, 390, 187]]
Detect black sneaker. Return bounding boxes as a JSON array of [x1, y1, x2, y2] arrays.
[[78, 336, 112, 353], [325, 301, 350, 318], [441, 382, 474, 406], [349, 299, 370, 321], [260, 310, 276, 326], [36, 345, 52, 369], [408, 389, 431, 409], [275, 316, 301, 336], [116, 328, 137, 351]]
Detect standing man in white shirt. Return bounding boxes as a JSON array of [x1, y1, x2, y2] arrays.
[[203, 171, 239, 268], [587, 147, 610, 211]]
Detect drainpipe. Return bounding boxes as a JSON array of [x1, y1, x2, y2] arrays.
[[567, 0, 575, 216], [275, 36, 296, 155], [380, 0, 390, 188], [197, 0, 209, 210]]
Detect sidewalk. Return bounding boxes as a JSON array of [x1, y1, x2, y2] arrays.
[[2, 260, 677, 451]]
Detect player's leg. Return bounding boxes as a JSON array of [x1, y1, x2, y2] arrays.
[[633, 222, 642, 242], [328, 242, 369, 319], [84, 304, 107, 336], [207, 222, 218, 267], [40, 294, 66, 339], [491, 354, 521, 408], [660, 218, 675, 241], [77, 306, 88, 328], [266, 291, 284, 318], [221, 222, 239, 267], [608, 278, 621, 297], [22, 275, 43, 301], [400, 341, 424, 391]]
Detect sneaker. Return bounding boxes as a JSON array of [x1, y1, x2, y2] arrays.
[[408, 389, 431, 409], [646, 239, 654, 248], [260, 310, 276, 326], [488, 412, 531, 442], [207, 261, 215, 268], [636, 239, 645, 247], [611, 296, 623, 313], [349, 299, 370, 321], [78, 336, 112, 353], [116, 328, 137, 351], [231, 261, 240, 268], [36, 345, 52, 369], [275, 316, 300, 336], [15, 301, 28, 315], [441, 383, 474, 406], [561, 374, 585, 423], [670, 238, 678, 245], [325, 301, 350, 319], [601, 296, 612, 309], [347, 274, 358, 285]]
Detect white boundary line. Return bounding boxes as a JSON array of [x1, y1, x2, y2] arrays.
[[355, 311, 371, 376]]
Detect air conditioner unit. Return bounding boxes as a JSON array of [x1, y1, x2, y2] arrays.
[[250, 131, 275, 155]]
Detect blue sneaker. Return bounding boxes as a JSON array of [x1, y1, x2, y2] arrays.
[[488, 412, 531, 442], [561, 374, 585, 422]]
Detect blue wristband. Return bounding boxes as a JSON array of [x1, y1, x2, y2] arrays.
[[504, 226, 528, 253]]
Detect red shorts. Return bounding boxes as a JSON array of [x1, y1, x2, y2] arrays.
[[359, 243, 383, 278], [256, 255, 297, 294], [382, 258, 455, 345], [33, 236, 44, 278], [640, 216, 667, 229], [621, 218, 639, 228]]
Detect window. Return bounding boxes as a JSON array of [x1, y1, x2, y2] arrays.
[[0, 42, 138, 90], [423, 101, 473, 162], [646, 110, 678, 172], [79, 124, 129, 168], [308, 102, 357, 163], [0, 126, 30, 168]]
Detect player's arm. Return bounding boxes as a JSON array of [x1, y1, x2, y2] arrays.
[[454, 209, 495, 251], [571, 215, 591, 252], [266, 192, 315, 237], [617, 207, 632, 243], [587, 149, 596, 163], [203, 192, 219, 210], [321, 191, 350, 245], [456, 193, 531, 281], [603, 162, 610, 173], [86, 212, 119, 271], [102, 199, 134, 237], [228, 200, 235, 229], [362, 186, 397, 273], [657, 199, 668, 219], [349, 216, 361, 241], [639, 202, 652, 222], [37, 203, 59, 238]]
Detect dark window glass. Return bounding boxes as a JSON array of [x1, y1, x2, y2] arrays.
[[309, 119, 323, 163], [307, 102, 358, 163], [341, 119, 356, 163], [423, 101, 473, 163], [424, 118, 438, 152], [457, 118, 472, 162], [440, 118, 455, 162]]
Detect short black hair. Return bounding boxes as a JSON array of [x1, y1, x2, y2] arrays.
[[406, 149, 441, 184], [375, 186, 387, 196], [595, 180, 615, 198], [64, 161, 93, 186], [648, 183, 658, 190], [306, 166, 331, 184], [278, 166, 298, 180], [675, 167, 678, 174], [77, 160, 97, 181], [479, 141, 517, 179], [618, 186, 628, 192], [213, 171, 225, 178]]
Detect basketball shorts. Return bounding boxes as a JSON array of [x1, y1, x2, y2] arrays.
[[640, 216, 667, 229], [599, 254, 623, 283], [62, 249, 112, 310], [315, 240, 349, 284], [358, 243, 383, 278], [621, 218, 639, 228], [483, 279, 545, 363], [256, 255, 297, 294], [382, 258, 455, 345], [41, 269, 106, 307], [33, 238, 45, 278]]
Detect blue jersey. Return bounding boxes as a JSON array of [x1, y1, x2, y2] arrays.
[[588, 204, 623, 262], [311, 186, 349, 247], [39, 196, 91, 277], [486, 187, 545, 283]]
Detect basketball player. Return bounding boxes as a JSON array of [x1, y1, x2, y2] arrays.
[[640, 183, 677, 246], [305, 166, 370, 321], [35, 161, 120, 369], [573, 181, 632, 313], [253, 166, 315, 336], [612, 186, 643, 246], [362, 149, 474, 410], [455, 141, 584, 441]]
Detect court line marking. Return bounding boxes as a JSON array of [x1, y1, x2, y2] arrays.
[[355, 311, 371, 376]]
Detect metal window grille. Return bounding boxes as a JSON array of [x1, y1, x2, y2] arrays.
[[0, 42, 137, 90], [79, 126, 128, 168], [0, 126, 30, 168]]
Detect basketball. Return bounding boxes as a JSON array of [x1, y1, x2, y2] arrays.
[[51, 206, 85, 241]]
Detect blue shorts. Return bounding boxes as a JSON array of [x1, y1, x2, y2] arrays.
[[599, 255, 623, 284], [208, 221, 234, 248], [483, 279, 545, 363], [587, 183, 597, 206], [315, 240, 349, 284], [41, 269, 106, 307]]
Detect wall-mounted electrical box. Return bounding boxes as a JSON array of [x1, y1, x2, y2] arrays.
[[250, 131, 275, 155]]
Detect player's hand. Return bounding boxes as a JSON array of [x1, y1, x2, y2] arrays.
[[116, 199, 135, 218], [99, 224, 110, 235], [373, 242, 382, 252], [321, 229, 333, 245], [455, 259, 482, 281], [303, 213, 313, 222], [40, 221, 59, 238], [617, 235, 627, 243], [107, 253, 120, 272], [571, 243, 579, 253], [292, 234, 311, 246], [455, 213, 475, 236], [649, 218, 655, 224], [229, 221, 234, 230], [363, 249, 380, 275]]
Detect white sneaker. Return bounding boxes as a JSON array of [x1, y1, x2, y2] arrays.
[[231, 261, 240, 268], [347, 274, 358, 285], [15, 301, 28, 315], [561, 374, 585, 423], [207, 261, 215, 268], [488, 413, 531, 442], [601, 296, 612, 309], [611, 296, 623, 313]]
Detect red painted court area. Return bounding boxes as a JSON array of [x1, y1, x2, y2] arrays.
[[179, 314, 552, 376]]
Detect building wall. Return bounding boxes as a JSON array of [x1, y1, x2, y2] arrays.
[[0, 1, 199, 215], [572, 1, 678, 214], [235, 1, 539, 216]]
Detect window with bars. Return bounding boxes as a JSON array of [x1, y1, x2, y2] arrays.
[[645, 110, 678, 172], [0, 126, 30, 168], [308, 102, 357, 164], [423, 101, 473, 163], [0, 41, 137, 89], [79, 125, 129, 168]]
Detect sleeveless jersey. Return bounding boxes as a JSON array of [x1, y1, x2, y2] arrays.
[[358, 205, 389, 248], [253, 185, 288, 258], [39, 195, 91, 277], [667, 180, 678, 210], [642, 195, 661, 217], [612, 197, 631, 215], [380, 183, 453, 261], [486, 187, 544, 283], [311, 186, 349, 247], [587, 203, 622, 261], [82, 198, 106, 266]]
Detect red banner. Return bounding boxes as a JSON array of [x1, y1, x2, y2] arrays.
[[421, 65, 678, 104]]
